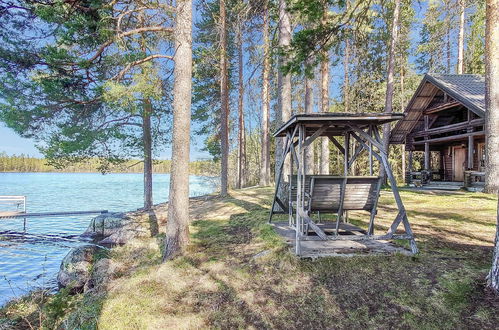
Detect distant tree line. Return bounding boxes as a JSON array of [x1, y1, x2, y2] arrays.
[[0, 152, 218, 176]]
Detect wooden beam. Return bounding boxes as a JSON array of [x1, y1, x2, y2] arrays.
[[349, 126, 385, 153], [299, 234, 414, 241], [412, 118, 484, 138], [328, 135, 346, 154], [413, 130, 484, 145], [269, 126, 298, 223], [303, 124, 330, 148], [424, 101, 461, 114]]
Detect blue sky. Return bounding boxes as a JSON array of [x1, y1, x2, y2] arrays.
[[0, 123, 212, 160]]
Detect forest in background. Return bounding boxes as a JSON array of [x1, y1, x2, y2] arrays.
[[0, 153, 218, 175]]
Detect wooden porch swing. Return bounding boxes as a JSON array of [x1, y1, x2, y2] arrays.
[[268, 113, 418, 256]]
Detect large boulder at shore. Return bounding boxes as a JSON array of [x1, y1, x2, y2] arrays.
[[83, 258, 122, 292], [82, 211, 153, 245], [57, 245, 97, 292], [58, 208, 162, 292]]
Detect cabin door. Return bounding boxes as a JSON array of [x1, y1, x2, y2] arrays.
[[453, 147, 466, 181]]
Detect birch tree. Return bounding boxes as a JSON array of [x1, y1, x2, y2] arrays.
[[164, 0, 193, 260]]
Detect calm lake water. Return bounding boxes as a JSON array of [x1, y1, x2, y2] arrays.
[[0, 172, 217, 306]]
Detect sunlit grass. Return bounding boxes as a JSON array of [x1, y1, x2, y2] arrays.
[[2, 186, 498, 329]]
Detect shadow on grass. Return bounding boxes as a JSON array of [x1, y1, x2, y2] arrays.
[[186, 189, 499, 328]]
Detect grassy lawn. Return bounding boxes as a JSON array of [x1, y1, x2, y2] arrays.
[[2, 187, 499, 329]]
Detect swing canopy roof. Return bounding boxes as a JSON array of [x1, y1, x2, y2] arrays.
[[273, 112, 405, 138]]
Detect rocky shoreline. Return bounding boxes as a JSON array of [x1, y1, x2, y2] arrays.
[[57, 207, 166, 292], [56, 194, 219, 293]]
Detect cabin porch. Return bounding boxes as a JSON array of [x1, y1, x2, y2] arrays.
[[405, 136, 486, 191]]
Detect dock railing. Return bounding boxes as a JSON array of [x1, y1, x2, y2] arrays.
[[0, 195, 27, 229], [0, 195, 26, 215]]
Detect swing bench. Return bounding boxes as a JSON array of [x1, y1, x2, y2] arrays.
[[286, 175, 382, 237], [269, 113, 419, 256]]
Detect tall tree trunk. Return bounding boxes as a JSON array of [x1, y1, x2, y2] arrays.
[[260, 2, 271, 186], [446, 0, 451, 73], [164, 0, 192, 261], [486, 0, 499, 293], [457, 0, 466, 74], [488, 194, 499, 292], [401, 66, 406, 184], [143, 99, 153, 210], [320, 8, 330, 175], [381, 0, 400, 183], [220, 0, 229, 196], [305, 67, 314, 175], [344, 0, 350, 113], [276, 0, 292, 191], [237, 18, 246, 189], [343, 38, 350, 113], [485, 0, 499, 194]]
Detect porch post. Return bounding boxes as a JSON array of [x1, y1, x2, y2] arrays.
[[424, 115, 430, 172], [408, 150, 413, 184], [424, 142, 430, 171], [468, 134, 474, 170], [401, 144, 406, 183]]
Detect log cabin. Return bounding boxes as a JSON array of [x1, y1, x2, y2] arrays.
[[390, 74, 485, 191]]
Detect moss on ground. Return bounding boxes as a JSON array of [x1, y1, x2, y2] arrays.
[[1, 187, 499, 329]]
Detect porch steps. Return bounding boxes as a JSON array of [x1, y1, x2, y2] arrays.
[[421, 181, 463, 191]]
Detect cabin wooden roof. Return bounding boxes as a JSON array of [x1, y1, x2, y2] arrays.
[[390, 74, 485, 144], [273, 113, 405, 137]]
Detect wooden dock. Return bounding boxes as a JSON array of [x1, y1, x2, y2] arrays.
[[0, 210, 108, 219]]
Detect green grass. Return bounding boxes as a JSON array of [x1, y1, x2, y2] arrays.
[[1, 187, 499, 329]]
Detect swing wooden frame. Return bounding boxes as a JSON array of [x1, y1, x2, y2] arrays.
[[268, 113, 419, 256]]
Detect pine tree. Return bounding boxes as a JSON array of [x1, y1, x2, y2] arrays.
[[164, 0, 193, 260]]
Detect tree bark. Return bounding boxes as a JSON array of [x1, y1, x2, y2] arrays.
[[320, 59, 330, 174], [487, 193, 499, 292], [457, 0, 466, 74], [381, 0, 400, 183], [237, 17, 246, 189], [401, 66, 406, 183], [320, 8, 330, 175], [276, 0, 292, 190], [260, 2, 271, 186], [446, 0, 451, 73], [485, 0, 499, 194], [143, 99, 153, 210], [343, 38, 350, 113], [343, 0, 351, 113], [305, 67, 314, 175], [163, 0, 192, 261], [220, 0, 229, 196], [487, 0, 499, 294]]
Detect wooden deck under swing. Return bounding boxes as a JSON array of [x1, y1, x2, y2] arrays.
[[268, 113, 418, 257]]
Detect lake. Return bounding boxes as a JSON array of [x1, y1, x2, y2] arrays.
[[0, 172, 217, 306]]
